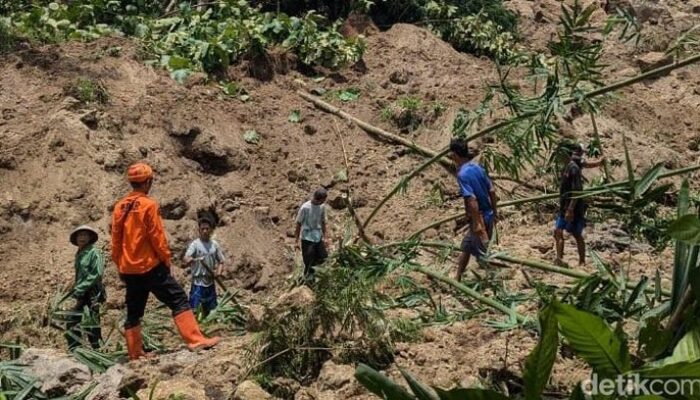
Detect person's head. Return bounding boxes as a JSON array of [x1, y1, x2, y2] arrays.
[[127, 162, 154, 193], [449, 137, 474, 165], [312, 187, 328, 205], [571, 142, 585, 157], [69, 225, 98, 250], [198, 217, 215, 241]]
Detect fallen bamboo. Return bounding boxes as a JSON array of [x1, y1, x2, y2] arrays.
[[407, 164, 700, 239], [494, 254, 672, 297], [413, 264, 529, 322], [298, 90, 453, 169]]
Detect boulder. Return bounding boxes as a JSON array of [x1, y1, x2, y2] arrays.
[[135, 377, 206, 400], [633, 1, 670, 24], [18, 348, 91, 397], [317, 361, 354, 391], [86, 365, 144, 400], [232, 380, 273, 400], [636, 52, 673, 72]]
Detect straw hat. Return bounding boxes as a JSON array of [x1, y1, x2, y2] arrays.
[[69, 225, 99, 246]]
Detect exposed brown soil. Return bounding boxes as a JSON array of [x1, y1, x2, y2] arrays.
[[2, 0, 700, 398]]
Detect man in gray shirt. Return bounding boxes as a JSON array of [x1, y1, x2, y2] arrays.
[[295, 188, 329, 280], [183, 217, 226, 315]]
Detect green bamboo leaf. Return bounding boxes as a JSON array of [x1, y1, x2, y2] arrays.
[[634, 163, 665, 197], [623, 136, 635, 192], [355, 363, 414, 400], [524, 305, 558, 400], [672, 180, 692, 311], [668, 215, 700, 245], [553, 301, 630, 377], [637, 360, 700, 380], [400, 368, 439, 400], [433, 387, 508, 400]]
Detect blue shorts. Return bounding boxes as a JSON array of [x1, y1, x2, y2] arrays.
[[461, 217, 494, 257], [555, 215, 585, 236], [189, 284, 218, 313]]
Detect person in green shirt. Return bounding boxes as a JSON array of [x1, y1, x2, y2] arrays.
[[66, 225, 106, 350]]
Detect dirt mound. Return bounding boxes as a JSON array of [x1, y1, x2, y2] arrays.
[[2, 0, 700, 398]]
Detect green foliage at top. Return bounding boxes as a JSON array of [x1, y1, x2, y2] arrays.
[[260, 0, 521, 61], [3, 1, 365, 79]]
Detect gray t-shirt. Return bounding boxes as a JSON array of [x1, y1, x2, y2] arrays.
[[185, 238, 225, 287], [296, 200, 325, 243]]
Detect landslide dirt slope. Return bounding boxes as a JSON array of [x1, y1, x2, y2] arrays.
[[1, 0, 700, 398]]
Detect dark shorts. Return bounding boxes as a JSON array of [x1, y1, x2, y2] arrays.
[[120, 263, 190, 329], [461, 219, 494, 257], [555, 214, 585, 236], [301, 240, 328, 277], [190, 284, 218, 313]]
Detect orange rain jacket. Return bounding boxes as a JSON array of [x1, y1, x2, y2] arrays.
[[111, 192, 172, 275]]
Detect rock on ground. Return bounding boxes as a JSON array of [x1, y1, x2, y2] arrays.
[[18, 348, 91, 397], [232, 380, 274, 400], [135, 377, 207, 400], [317, 361, 355, 391]]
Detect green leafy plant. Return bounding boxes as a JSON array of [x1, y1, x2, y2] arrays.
[[4, 1, 365, 81], [334, 87, 361, 102], [288, 109, 302, 123], [243, 130, 261, 144], [65, 77, 110, 105]]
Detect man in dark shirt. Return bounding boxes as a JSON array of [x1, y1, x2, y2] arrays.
[[554, 143, 604, 266]]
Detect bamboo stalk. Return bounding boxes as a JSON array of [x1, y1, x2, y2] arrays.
[[298, 90, 453, 169], [494, 254, 671, 297], [407, 164, 700, 239], [413, 264, 529, 322], [385, 241, 672, 296]]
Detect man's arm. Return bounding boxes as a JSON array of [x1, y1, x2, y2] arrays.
[[215, 245, 225, 277], [144, 202, 172, 267], [294, 206, 305, 248], [489, 188, 499, 220], [182, 242, 195, 268], [464, 196, 488, 242], [565, 165, 584, 221], [321, 207, 328, 244], [110, 205, 123, 266]]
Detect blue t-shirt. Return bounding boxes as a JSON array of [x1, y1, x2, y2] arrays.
[[457, 162, 494, 226]]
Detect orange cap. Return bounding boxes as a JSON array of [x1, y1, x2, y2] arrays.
[[127, 162, 153, 183]]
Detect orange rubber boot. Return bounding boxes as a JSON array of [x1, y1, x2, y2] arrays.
[[124, 325, 147, 361], [173, 310, 220, 351]]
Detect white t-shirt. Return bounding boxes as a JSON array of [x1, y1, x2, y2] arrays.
[[296, 200, 325, 243], [185, 238, 225, 287]]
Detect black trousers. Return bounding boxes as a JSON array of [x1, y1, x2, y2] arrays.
[[301, 240, 328, 278], [65, 297, 102, 350], [120, 264, 190, 329]]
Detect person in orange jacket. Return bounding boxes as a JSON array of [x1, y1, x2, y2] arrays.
[[112, 162, 220, 360]]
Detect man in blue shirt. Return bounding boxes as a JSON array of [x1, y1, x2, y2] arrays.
[[449, 138, 498, 281]]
